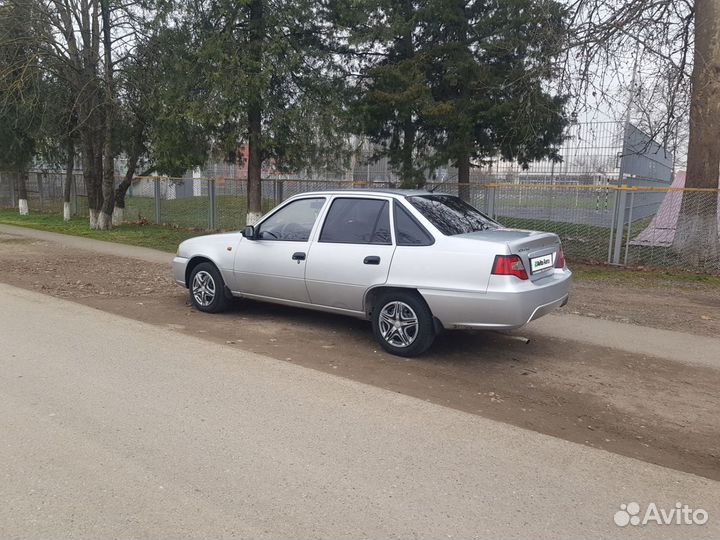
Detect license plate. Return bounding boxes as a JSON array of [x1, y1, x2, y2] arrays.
[[530, 254, 553, 274]]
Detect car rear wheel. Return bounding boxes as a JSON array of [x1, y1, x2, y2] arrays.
[[372, 291, 435, 357], [189, 262, 229, 313]]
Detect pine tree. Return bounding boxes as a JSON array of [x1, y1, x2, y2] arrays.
[[346, 0, 433, 187], [346, 0, 569, 194], [0, 0, 42, 214], [175, 0, 350, 223], [422, 0, 568, 197]]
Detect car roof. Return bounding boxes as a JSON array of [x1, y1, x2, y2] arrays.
[[288, 188, 439, 199]]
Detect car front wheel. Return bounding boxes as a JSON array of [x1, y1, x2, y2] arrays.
[[189, 262, 229, 313], [372, 291, 435, 357]]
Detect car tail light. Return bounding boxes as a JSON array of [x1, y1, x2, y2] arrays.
[[555, 246, 565, 268], [492, 255, 529, 280]]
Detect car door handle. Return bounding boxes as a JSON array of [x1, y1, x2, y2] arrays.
[[363, 256, 381, 265], [292, 252, 306, 261]]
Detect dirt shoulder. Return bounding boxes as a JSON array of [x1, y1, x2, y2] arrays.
[[566, 266, 720, 338], [3, 222, 718, 338], [1, 232, 719, 481]]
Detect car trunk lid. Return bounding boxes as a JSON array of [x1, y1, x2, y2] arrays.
[[459, 228, 562, 282]]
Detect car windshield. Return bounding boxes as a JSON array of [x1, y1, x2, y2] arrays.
[[407, 195, 499, 236]]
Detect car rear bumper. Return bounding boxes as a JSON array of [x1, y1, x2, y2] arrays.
[[172, 256, 189, 288], [419, 267, 572, 330]]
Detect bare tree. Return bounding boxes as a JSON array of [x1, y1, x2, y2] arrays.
[[566, 0, 719, 262], [1, 0, 148, 228], [97, 0, 115, 229], [63, 135, 75, 221], [673, 0, 720, 263], [43, 0, 105, 227]]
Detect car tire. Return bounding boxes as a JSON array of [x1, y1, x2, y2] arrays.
[[372, 290, 435, 357], [189, 262, 230, 313]]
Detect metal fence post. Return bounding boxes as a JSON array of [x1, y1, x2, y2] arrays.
[[607, 189, 618, 263], [274, 179, 284, 205], [487, 186, 496, 219], [208, 178, 217, 229], [623, 191, 635, 265], [154, 179, 161, 225], [71, 174, 77, 215], [38, 171, 45, 210], [611, 188, 627, 264]]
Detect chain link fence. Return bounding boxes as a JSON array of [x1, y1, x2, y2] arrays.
[[1, 171, 718, 273], [0, 170, 86, 213], [477, 182, 720, 273]]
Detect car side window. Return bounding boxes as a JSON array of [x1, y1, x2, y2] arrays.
[[394, 202, 434, 246], [256, 198, 325, 241], [319, 198, 392, 245]]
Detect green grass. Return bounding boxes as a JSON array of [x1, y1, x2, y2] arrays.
[[0, 193, 275, 253], [497, 215, 614, 263], [493, 191, 614, 210], [570, 262, 720, 287], [122, 195, 275, 229], [0, 209, 199, 252]]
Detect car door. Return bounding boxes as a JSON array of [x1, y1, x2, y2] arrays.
[[233, 197, 327, 302], [305, 197, 396, 312]]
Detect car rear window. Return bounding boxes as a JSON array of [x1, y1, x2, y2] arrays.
[[407, 195, 498, 236], [394, 202, 434, 246]]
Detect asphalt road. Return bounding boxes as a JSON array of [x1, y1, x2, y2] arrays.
[[1, 283, 719, 538]]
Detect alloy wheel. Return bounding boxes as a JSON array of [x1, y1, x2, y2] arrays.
[[192, 270, 216, 307], [378, 301, 419, 348]]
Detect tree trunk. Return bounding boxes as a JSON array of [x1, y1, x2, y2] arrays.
[[112, 164, 138, 226], [673, 0, 720, 267], [83, 136, 104, 229], [113, 129, 144, 226], [113, 170, 133, 226], [97, 0, 115, 230], [82, 136, 99, 228], [16, 169, 28, 215], [247, 107, 263, 225], [398, 0, 419, 189], [246, 0, 264, 226], [93, 138, 104, 227], [457, 152, 470, 202], [399, 117, 417, 189], [63, 140, 75, 221], [98, 146, 115, 229]]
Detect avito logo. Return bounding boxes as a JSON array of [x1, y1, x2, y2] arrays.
[[614, 502, 709, 527]]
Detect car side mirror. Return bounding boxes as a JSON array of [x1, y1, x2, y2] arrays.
[[242, 225, 256, 239]]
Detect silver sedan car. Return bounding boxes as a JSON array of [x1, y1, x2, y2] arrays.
[[173, 190, 571, 356]]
